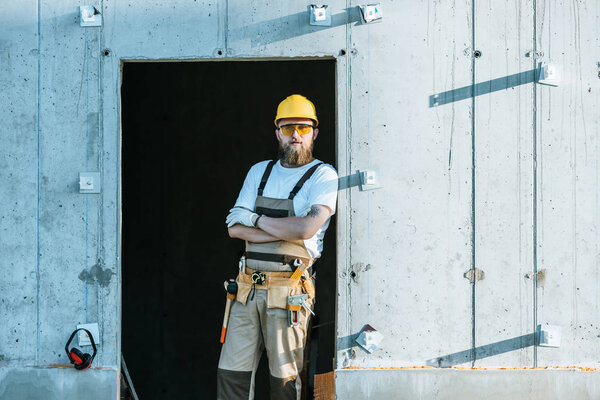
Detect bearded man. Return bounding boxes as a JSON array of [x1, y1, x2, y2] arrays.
[[217, 94, 338, 400]]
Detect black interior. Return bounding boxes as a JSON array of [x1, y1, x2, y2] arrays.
[[121, 60, 337, 400]]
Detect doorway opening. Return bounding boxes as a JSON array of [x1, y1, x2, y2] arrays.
[[121, 59, 337, 399]]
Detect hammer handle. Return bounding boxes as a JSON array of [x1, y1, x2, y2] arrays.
[[220, 298, 233, 343]]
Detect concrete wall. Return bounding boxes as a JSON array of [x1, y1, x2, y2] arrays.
[[337, 0, 599, 372], [1, 0, 598, 398], [0, 0, 120, 396]]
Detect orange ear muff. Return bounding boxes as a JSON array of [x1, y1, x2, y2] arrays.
[[65, 328, 97, 371], [69, 348, 84, 365]]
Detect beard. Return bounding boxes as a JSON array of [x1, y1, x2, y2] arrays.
[[278, 141, 314, 167]]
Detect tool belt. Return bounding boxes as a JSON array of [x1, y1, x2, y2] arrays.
[[244, 251, 312, 271], [235, 267, 315, 310]]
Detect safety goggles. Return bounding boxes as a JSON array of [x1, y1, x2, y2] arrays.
[[278, 124, 314, 136]]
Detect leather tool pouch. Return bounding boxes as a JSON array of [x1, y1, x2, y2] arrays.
[[266, 277, 301, 310], [234, 272, 302, 310], [234, 280, 252, 306]]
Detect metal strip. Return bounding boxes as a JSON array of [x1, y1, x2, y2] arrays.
[[121, 354, 140, 400]]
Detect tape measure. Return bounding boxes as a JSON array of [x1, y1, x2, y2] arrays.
[[290, 259, 308, 280]]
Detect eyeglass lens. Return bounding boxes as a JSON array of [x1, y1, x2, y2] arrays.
[[280, 124, 313, 136]]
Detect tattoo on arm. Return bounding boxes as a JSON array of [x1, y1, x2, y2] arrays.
[[307, 206, 321, 219]]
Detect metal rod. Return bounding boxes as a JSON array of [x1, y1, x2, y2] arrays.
[[121, 354, 140, 400]]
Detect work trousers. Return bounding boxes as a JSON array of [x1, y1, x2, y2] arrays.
[[217, 288, 313, 400]]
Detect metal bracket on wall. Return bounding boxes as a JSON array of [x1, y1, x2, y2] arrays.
[[354, 324, 383, 354], [309, 5, 332, 26], [76, 322, 100, 346], [536, 62, 560, 87], [79, 6, 103, 27], [79, 172, 101, 194], [358, 4, 382, 24], [464, 268, 485, 284], [538, 324, 561, 347]]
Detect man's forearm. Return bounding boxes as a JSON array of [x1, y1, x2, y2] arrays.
[[255, 216, 312, 241], [228, 224, 280, 243], [255, 205, 331, 241]]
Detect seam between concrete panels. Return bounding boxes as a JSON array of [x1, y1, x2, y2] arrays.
[[225, 0, 229, 55], [344, 0, 353, 363], [97, 0, 106, 363], [470, 0, 477, 369], [85, 26, 90, 325], [36, 0, 42, 363], [532, 0, 539, 368]]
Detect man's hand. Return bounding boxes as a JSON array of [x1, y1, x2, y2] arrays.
[[225, 207, 258, 228]]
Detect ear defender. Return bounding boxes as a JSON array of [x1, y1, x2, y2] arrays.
[[65, 328, 97, 370]]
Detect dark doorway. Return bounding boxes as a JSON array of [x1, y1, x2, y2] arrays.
[[121, 60, 337, 400]]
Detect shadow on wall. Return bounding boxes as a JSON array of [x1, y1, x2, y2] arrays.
[[426, 332, 537, 367], [429, 68, 538, 107], [228, 7, 362, 47], [337, 330, 539, 368]]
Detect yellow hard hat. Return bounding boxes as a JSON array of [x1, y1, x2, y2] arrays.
[[274, 94, 319, 127]]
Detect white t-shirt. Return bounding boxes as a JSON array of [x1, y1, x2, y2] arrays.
[[234, 159, 339, 259]]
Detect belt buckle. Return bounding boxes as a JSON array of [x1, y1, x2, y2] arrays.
[[251, 271, 266, 285]]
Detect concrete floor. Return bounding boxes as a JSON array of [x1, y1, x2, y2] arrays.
[[0, 367, 118, 400], [336, 368, 600, 400]]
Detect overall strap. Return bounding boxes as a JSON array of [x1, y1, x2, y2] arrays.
[[288, 162, 323, 200], [257, 160, 277, 196]]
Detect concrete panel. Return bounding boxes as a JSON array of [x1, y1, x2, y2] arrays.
[[335, 368, 600, 400], [535, 0, 600, 366], [37, 3, 106, 366], [0, 367, 118, 400], [104, 0, 349, 59], [226, 0, 347, 57], [473, 0, 535, 367], [337, 1, 473, 368], [0, 1, 40, 364], [104, 0, 221, 59], [96, 48, 121, 370], [335, 26, 352, 368]]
